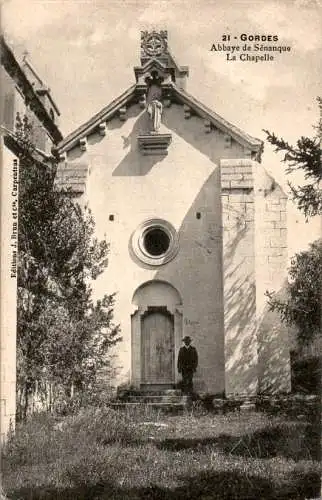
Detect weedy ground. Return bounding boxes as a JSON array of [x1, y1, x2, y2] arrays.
[[2, 405, 321, 499]]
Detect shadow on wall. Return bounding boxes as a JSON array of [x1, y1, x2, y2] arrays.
[[152, 168, 225, 394], [113, 111, 226, 392], [224, 274, 257, 393], [162, 105, 244, 165], [222, 208, 258, 394], [110, 102, 245, 178], [112, 107, 164, 176], [257, 280, 321, 394], [107, 104, 253, 394], [224, 240, 292, 394], [257, 284, 291, 394]]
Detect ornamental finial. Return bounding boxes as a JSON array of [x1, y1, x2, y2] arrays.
[[140, 30, 168, 61]]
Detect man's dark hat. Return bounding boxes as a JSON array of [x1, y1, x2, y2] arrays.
[[182, 336, 192, 342]]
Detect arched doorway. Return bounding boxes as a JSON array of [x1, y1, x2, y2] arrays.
[[141, 307, 174, 384], [131, 280, 182, 389]]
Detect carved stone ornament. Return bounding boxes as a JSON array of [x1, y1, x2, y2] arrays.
[[141, 30, 167, 58], [147, 99, 163, 133]]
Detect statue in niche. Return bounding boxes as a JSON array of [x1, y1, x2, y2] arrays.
[[147, 97, 163, 133], [146, 84, 163, 133]]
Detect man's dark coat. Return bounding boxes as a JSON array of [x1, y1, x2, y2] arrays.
[[177, 345, 198, 373]]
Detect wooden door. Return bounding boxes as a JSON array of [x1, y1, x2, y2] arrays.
[[141, 309, 174, 384]]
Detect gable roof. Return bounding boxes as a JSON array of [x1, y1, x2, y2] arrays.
[[22, 56, 61, 116], [54, 85, 137, 154], [0, 36, 63, 145], [173, 87, 261, 150], [54, 82, 262, 158], [133, 55, 189, 82], [133, 58, 173, 81]]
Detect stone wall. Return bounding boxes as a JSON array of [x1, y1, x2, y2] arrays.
[[220, 159, 257, 396], [56, 103, 252, 394], [56, 103, 290, 396], [255, 171, 290, 393], [220, 160, 291, 395], [55, 161, 89, 194]]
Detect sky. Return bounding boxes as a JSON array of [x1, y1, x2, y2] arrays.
[[2, 0, 321, 254]]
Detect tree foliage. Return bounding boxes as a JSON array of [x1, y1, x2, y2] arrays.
[[264, 97, 322, 219], [15, 114, 121, 418], [265, 99, 322, 349], [266, 239, 322, 347]]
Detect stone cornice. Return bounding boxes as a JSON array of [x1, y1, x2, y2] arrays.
[[22, 57, 61, 115], [173, 87, 263, 156], [137, 133, 172, 155], [55, 80, 263, 160], [53, 84, 137, 154], [133, 58, 171, 83]]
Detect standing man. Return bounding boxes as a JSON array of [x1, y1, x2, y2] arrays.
[[177, 336, 198, 395]]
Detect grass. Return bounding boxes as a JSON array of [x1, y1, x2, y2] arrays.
[[1, 406, 321, 499]]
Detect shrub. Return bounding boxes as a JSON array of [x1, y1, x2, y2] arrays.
[[2, 412, 60, 467], [2, 406, 141, 473], [63, 407, 141, 446], [291, 355, 321, 394]]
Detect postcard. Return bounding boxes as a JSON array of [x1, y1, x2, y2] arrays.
[[1, 1, 321, 498]]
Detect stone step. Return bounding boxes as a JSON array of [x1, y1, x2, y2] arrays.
[[135, 389, 182, 397], [128, 393, 186, 399], [127, 395, 188, 404], [115, 387, 190, 411], [117, 389, 183, 399], [108, 402, 187, 412]]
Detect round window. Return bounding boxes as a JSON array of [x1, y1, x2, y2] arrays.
[[143, 228, 170, 256], [132, 219, 179, 266]]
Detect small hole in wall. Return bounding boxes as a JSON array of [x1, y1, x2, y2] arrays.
[[196, 212, 201, 219], [109, 214, 114, 221]]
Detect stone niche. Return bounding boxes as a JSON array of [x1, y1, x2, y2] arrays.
[[137, 70, 172, 155]]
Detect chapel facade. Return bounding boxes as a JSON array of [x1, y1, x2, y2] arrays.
[[54, 31, 291, 397], [0, 32, 292, 442], [0, 29, 294, 443]]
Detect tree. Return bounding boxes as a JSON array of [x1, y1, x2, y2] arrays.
[[266, 239, 322, 347], [264, 98, 322, 349], [15, 114, 121, 418], [264, 97, 322, 219]]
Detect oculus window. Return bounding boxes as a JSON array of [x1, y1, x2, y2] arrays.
[[132, 219, 179, 266]]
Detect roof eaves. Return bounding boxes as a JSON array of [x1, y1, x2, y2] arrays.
[[0, 36, 63, 144], [55, 80, 262, 157], [23, 58, 61, 114], [22, 58, 44, 86], [56, 84, 137, 153], [36, 88, 61, 116], [172, 85, 262, 150]]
